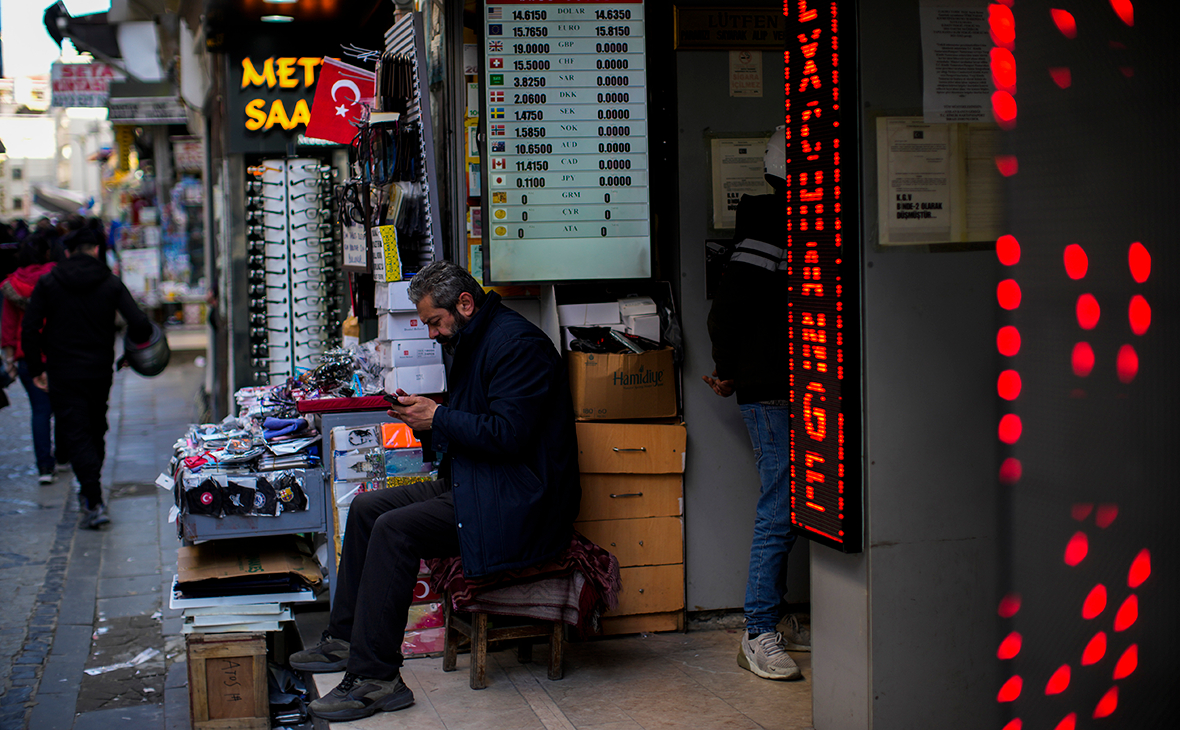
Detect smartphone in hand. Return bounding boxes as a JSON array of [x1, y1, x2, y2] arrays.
[[382, 389, 412, 406]]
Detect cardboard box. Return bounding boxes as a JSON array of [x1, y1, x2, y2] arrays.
[[176, 537, 322, 587], [557, 302, 621, 326], [568, 347, 677, 420], [624, 314, 661, 342], [384, 365, 447, 394], [391, 339, 443, 367], [377, 312, 429, 339], [618, 296, 657, 318], [375, 280, 416, 311]]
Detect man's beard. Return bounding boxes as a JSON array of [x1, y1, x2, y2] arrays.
[[434, 310, 470, 345]]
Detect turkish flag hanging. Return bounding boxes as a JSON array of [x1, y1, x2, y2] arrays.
[[306, 58, 376, 145]]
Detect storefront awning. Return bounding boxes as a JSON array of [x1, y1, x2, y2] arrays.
[[30, 185, 95, 217]]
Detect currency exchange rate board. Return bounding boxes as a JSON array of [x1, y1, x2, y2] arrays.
[[482, 0, 652, 283]]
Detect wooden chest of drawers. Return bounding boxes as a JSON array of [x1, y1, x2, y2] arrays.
[[574, 422, 686, 634]]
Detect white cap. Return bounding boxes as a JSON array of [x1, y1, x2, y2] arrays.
[[764, 125, 786, 184]]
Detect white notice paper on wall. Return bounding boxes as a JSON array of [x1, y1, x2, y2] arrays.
[[709, 137, 772, 231], [729, 50, 762, 97], [920, 0, 991, 123], [877, 118, 957, 245]]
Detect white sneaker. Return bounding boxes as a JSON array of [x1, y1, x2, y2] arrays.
[[778, 614, 811, 652], [738, 632, 802, 680], [38, 473, 54, 485]]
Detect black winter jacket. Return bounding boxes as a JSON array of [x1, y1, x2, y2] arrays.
[[432, 292, 581, 577], [21, 253, 152, 381], [707, 193, 791, 404]]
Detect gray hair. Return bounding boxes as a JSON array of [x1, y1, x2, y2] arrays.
[[407, 261, 487, 313]]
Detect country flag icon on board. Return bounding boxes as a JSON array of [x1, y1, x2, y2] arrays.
[[487, 6, 502, 21], [489, 58, 504, 69], [488, 24, 503, 36], [491, 141, 505, 152], [492, 174, 507, 187], [492, 192, 507, 204], [491, 158, 506, 170], [490, 107, 505, 119], [489, 74, 503, 86], [490, 90, 504, 102], [490, 124, 505, 136], [488, 40, 503, 52]]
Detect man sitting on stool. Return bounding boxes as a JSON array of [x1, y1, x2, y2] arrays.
[[291, 262, 581, 722]]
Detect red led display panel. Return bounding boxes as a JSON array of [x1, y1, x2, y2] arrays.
[[785, 0, 861, 553]]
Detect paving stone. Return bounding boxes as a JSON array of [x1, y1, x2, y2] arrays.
[[37, 654, 83, 697], [1, 687, 30, 704], [97, 574, 162, 600], [50, 623, 94, 661], [25, 695, 76, 730], [72, 703, 164, 730], [96, 594, 161, 621], [59, 576, 99, 625]]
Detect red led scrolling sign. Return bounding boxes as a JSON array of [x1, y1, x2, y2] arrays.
[[785, 0, 861, 552]]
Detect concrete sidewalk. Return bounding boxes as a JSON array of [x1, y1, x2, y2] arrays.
[[0, 349, 207, 730], [1, 343, 814, 730]]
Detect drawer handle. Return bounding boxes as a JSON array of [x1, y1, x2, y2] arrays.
[[609, 492, 644, 498], [638, 588, 645, 594], [612, 447, 647, 453]]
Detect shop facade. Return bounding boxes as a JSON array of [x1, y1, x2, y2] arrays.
[[177, 1, 1177, 727]]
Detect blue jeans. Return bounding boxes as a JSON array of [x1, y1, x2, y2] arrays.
[[740, 402, 797, 635], [17, 359, 56, 475]]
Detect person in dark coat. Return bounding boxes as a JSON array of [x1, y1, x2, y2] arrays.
[[292, 261, 580, 722], [705, 127, 810, 681], [21, 228, 153, 529], [2, 232, 59, 481]]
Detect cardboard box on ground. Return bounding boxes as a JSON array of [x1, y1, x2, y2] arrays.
[[177, 536, 322, 587], [569, 347, 677, 421]]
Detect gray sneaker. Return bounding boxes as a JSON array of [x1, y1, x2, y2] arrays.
[[738, 632, 803, 680], [309, 671, 414, 721], [80, 503, 110, 530], [289, 632, 351, 672], [778, 614, 811, 652]]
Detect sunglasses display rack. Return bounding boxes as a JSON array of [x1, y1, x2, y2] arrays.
[[247, 159, 342, 385], [378, 11, 441, 273]]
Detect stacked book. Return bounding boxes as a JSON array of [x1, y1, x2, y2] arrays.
[[173, 536, 321, 635]]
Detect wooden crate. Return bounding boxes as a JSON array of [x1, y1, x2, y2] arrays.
[[187, 633, 269, 730]]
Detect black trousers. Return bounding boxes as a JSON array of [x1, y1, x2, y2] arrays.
[[327, 478, 460, 680], [47, 376, 112, 509]]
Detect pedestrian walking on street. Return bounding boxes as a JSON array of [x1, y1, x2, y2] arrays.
[[20, 227, 153, 529], [1, 232, 60, 483]]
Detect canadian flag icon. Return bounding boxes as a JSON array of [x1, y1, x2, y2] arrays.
[[492, 158, 506, 170]]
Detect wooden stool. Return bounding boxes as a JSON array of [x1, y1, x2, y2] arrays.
[[441, 593, 565, 689]]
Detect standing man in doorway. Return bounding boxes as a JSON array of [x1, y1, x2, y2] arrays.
[[291, 261, 581, 722], [704, 127, 811, 681], [21, 228, 153, 529]]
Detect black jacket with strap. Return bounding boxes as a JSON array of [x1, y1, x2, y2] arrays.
[[431, 291, 581, 578], [21, 253, 152, 382], [707, 192, 790, 404]]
